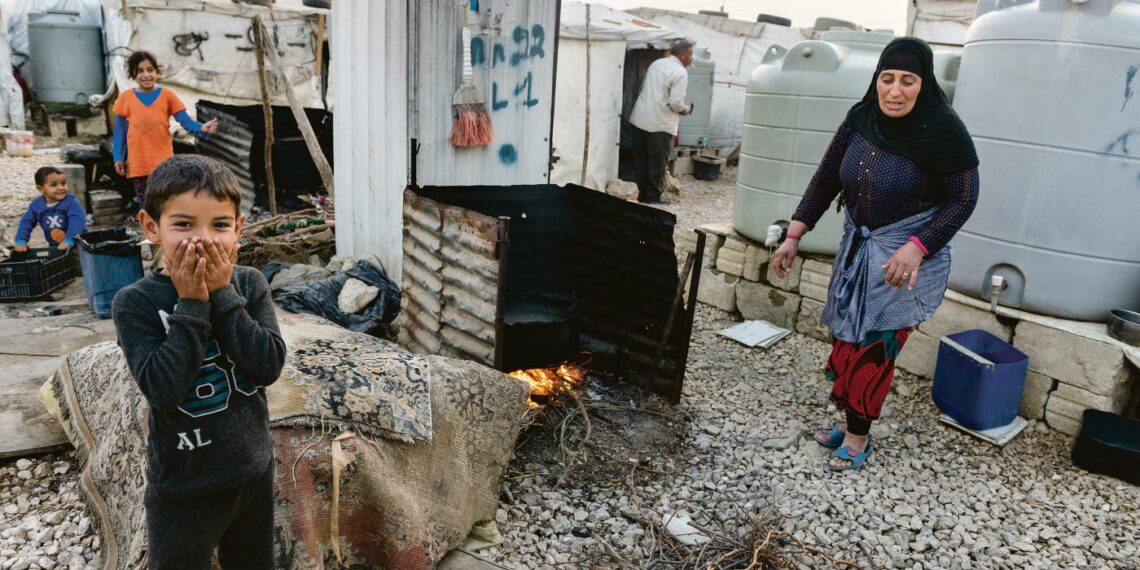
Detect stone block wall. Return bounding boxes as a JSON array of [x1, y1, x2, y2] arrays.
[[682, 224, 1140, 437]]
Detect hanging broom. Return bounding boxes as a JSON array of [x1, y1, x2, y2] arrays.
[[449, 26, 494, 147]]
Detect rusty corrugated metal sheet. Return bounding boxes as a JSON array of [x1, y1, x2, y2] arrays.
[[410, 184, 691, 401], [411, 0, 559, 186], [399, 189, 500, 366], [196, 104, 256, 214]]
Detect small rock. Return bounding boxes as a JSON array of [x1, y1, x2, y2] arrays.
[[605, 180, 639, 201], [762, 435, 798, 450], [903, 435, 919, 449], [337, 278, 380, 314], [894, 504, 918, 517], [16, 459, 32, 470], [573, 510, 588, 522], [16, 470, 32, 480], [1091, 542, 1119, 560]]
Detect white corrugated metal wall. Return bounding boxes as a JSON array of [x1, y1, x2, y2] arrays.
[[331, 0, 409, 282], [412, 0, 558, 186]]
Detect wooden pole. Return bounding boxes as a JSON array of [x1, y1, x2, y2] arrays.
[[254, 21, 278, 216], [579, 3, 591, 187], [314, 14, 326, 79], [255, 16, 335, 195]]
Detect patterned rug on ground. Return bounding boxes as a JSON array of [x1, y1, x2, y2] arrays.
[[47, 310, 530, 569]]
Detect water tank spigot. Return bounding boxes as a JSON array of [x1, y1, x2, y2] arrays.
[[990, 275, 1008, 313]]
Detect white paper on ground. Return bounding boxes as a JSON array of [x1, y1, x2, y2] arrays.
[[718, 320, 791, 348], [939, 414, 1028, 446]]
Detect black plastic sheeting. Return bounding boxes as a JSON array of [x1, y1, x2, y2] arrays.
[[265, 260, 401, 337], [414, 184, 688, 401]]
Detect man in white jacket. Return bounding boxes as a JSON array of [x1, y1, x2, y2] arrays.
[[629, 38, 695, 204]]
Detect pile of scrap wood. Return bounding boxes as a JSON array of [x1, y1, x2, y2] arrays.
[[239, 209, 335, 268]]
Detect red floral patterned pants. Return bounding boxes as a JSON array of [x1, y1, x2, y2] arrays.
[[825, 329, 911, 428]]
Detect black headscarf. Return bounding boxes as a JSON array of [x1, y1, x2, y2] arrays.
[[846, 37, 978, 175]]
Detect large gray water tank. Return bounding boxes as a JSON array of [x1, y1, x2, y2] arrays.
[[733, 30, 962, 253], [678, 48, 714, 147], [948, 0, 1140, 321], [28, 10, 104, 104]]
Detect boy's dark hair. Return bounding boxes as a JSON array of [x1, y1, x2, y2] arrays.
[[34, 166, 64, 186], [127, 51, 160, 79], [144, 155, 242, 221]]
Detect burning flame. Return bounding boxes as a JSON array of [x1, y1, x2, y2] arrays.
[[509, 364, 585, 399]]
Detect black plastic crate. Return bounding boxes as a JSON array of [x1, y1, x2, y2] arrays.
[[0, 248, 77, 301]]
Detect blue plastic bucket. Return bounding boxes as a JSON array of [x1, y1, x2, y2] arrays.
[[932, 329, 1029, 430], [77, 228, 143, 318]]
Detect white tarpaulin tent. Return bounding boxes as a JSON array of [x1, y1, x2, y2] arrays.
[[2, 0, 327, 118], [1, 0, 103, 95], [99, 0, 327, 116], [908, 0, 977, 47], [551, 3, 680, 190], [628, 8, 808, 157], [0, 4, 27, 128]]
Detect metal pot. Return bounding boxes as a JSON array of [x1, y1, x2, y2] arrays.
[[1108, 309, 1140, 347], [501, 292, 578, 371]]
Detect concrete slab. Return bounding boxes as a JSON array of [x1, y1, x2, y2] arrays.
[[437, 549, 509, 570], [0, 312, 117, 458]]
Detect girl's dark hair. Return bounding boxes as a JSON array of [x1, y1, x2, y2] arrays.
[[35, 166, 64, 186], [127, 51, 159, 79]]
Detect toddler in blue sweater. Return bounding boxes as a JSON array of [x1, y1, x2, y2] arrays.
[[14, 166, 86, 252]]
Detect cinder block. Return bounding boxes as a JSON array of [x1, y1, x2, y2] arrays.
[[1020, 372, 1055, 421], [697, 267, 738, 312], [678, 231, 724, 269], [799, 259, 833, 301], [896, 330, 940, 379], [697, 222, 737, 237], [716, 237, 748, 277], [765, 256, 803, 292], [1044, 409, 1082, 436], [919, 297, 1013, 342], [59, 164, 88, 210], [796, 297, 830, 342], [736, 280, 800, 328], [1013, 321, 1130, 397], [672, 156, 694, 176], [1052, 383, 1125, 414], [742, 245, 768, 282]]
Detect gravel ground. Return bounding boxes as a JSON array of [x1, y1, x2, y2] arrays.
[[481, 170, 1140, 569], [0, 151, 65, 224], [2, 164, 1137, 569]]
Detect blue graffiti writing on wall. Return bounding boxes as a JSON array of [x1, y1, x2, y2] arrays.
[[470, 25, 545, 69], [530, 25, 546, 59], [499, 143, 518, 165], [514, 72, 539, 108], [471, 36, 486, 67], [491, 83, 508, 111]]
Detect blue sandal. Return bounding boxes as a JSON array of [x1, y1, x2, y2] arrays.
[[814, 425, 845, 449], [828, 435, 873, 472]]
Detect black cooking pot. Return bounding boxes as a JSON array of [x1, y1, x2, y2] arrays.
[[501, 292, 579, 371]]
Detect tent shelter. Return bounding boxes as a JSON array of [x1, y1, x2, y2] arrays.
[[627, 8, 807, 158], [551, 2, 679, 191]]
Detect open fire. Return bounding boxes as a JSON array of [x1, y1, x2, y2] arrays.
[[509, 364, 586, 407]]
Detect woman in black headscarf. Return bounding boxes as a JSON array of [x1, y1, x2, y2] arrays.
[[771, 38, 980, 471]]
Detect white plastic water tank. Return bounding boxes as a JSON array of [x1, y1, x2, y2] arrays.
[[948, 0, 1140, 320], [27, 11, 105, 105], [733, 30, 962, 254], [678, 48, 715, 147]]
